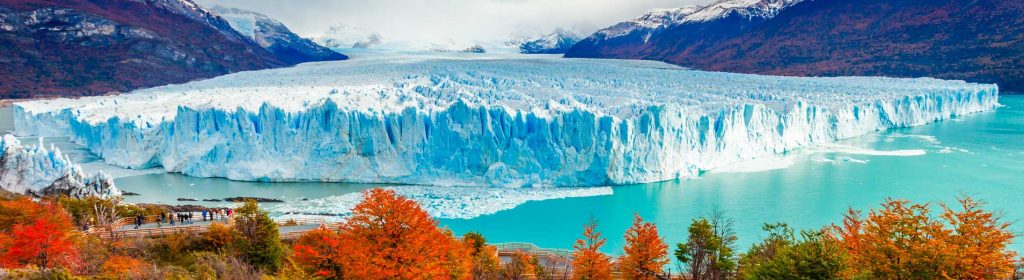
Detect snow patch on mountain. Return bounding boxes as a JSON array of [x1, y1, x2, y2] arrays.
[[208, 6, 346, 64], [510, 29, 584, 54], [593, 0, 801, 40], [315, 24, 384, 49], [13, 55, 999, 187], [0, 135, 120, 198], [684, 0, 802, 23]]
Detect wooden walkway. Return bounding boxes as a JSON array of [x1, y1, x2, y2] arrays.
[[88, 216, 332, 240]]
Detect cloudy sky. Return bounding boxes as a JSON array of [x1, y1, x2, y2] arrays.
[[196, 0, 712, 42]]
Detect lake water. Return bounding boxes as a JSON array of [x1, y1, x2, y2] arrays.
[[3, 95, 1022, 254]]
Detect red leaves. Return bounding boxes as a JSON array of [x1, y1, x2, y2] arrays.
[[1, 210, 78, 266], [292, 227, 346, 278], [292, 188, 471, 279], [0, 199, 79, 269]]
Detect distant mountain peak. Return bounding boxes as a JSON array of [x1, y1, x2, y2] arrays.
[[208, 5, 347, 64]]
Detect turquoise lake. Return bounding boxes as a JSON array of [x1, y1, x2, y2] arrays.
[[3, 95, 1022, 254]]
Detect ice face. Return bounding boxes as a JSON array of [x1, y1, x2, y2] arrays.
[[13, 55, 999, 187], [0, 134, 121, 198]]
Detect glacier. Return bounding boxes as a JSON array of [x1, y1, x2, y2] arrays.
[[13, 55, 999, 187], [0, 134, 121, 198]]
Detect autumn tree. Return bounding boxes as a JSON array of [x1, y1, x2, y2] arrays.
[[463, 232, 500, 279], [293, 226, 345, 278], [0, 197, 79, 269], [0, 197, 67, 230], [620, 213, 669, 280], [572, 218, 612, 280], [675, 212, 737, 280], [941, 197, 1017, 279], [327, 188, 471, 276], [829, 197, 1017, 279]]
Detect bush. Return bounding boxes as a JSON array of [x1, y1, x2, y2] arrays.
[[193, 251, 263, 280], [738, 223, 846, 279], [232, 200, 286, 273]]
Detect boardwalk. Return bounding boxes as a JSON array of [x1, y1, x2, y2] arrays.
[[89, 215, 331, 240]]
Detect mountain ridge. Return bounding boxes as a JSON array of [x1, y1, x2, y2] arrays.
[[566, 0, 1024, 91]]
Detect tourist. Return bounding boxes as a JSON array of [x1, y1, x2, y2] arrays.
[[134, 213, 143, 229], [202, 210, 208, 221], [188, 212, 194, 224]]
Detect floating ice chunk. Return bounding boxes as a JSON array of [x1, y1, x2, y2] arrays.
[[710, 155, 794, 174], [269, 185, 613, 219], [818, 144, 927, 157]]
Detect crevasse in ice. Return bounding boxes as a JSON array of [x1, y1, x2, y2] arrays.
[[13, 56, 1000, 187]]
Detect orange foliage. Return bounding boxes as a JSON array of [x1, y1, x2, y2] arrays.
[[0, 198, 79, 269], [572, 219, 612, 280], [101, 255, 147, 276], [941, 197, 1017, 279], [829, 197, 1017, 279], [293, 226, 347, 278], [292, 188, 472, 279], [503, 250, 537, 279], [0, 197, 67, 230], [203, 222, 237, 250], [619, 214, 669, 279]]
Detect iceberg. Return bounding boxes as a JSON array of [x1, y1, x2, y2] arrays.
[[13, 55, 999, 187], [0, 134, 121, 198]]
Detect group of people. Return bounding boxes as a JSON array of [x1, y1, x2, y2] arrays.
[[139, 208, 234, 228]]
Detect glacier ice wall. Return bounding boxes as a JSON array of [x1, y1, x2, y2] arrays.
[[0, 134, 121, 198], [13, 56, 1000, 187]]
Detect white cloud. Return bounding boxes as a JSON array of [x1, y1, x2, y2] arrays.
[[196, 0, 712, 42]]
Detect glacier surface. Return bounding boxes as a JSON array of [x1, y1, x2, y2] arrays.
[[0, 134, 121, 198], [14, 55, 999, 187]]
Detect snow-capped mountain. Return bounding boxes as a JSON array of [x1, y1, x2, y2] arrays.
[[208, 6, 347, 64], [511, 29, 584, 54], [0, 135, 120, 198], [682, 0, 802, 22], [566, 0, 1024, 91], [592, 6, 701, 42], [315, 24, 383, 49], [588, 0, 799, 43], [0, 0, 285, 98]]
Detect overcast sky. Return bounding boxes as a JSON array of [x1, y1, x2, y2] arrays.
[[195, 0, 712, 42]]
